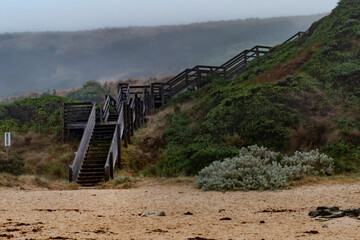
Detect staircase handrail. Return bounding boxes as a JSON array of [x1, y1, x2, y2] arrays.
[[69, 103, 96, 182], [130, 97, 136, 124], [104, 102, 125, 180], [284, 31, 305, 43], [102, 95, 111, 121]]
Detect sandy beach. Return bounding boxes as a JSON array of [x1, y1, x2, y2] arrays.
[[1, 180, 360, 240]]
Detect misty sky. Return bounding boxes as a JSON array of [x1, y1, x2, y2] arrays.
[[0, 0, 339, 33]]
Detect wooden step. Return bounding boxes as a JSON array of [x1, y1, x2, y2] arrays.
[[78, 172, 105, 177], [85, 152, 109, 156], [94, 125, 116, 129], [76, 179, 103, 185], [83, 161, 106, 165], [92, 131, 115, 135], [81, 164, 104, 168], [80, 166, 105, 171]]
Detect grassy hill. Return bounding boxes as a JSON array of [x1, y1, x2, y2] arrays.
[[0, 14, 325, 98], [149, 0, 360, 176], [1, 2, 359, 187]]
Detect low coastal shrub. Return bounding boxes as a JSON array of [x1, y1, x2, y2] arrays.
[[322, 141, 360, 172], [196, 145, 333, 191], [0, 157, 27, 175], [67, 81, 109, 103]]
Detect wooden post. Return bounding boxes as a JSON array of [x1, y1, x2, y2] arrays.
[[133, 96, 137, 130], [123, 101, 128, 148], [137, 96, 141, 127], [110, 152, 113, 179], [140, 98, 144, 126], [150, 83, 155, 109], [141, 100, 144, 125], [134, 96, 137, 129], [105, 165, 110, 181], [160, 84, 165, 107], [127, 103, 131, 144], [117, 124, 121, 169], [196, 66, 201, 87], [146, 89, 151, 115], [144, 89, 148, 115], [135, 94, 140, 129], [68, 167, 73, 182], [62, 103, 65, 143], [130, 104, 134, 137]]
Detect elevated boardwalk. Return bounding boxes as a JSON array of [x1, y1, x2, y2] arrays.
[[63, 31, 306, 186]]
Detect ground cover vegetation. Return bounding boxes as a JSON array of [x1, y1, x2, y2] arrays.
[[147, 0, 360, 182], [196, 145, 334, 191], [0, 95, 77, 181]]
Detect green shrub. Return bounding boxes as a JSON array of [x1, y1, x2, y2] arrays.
[[67, 81, 109, 102], [0, 95, 71, 135], [196, 145, 333, 191], [0, 157, 27, 175], [43, 161, 66, 179], [322, 141, 360, 172]]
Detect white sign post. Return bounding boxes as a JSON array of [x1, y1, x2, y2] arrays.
[[5, 132, 11, 147], [4, 132, 10, 161]]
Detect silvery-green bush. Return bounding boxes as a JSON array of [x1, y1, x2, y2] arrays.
[[196, 145, 333, 191]]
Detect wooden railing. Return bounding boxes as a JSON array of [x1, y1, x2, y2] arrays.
[[63, 102, 93, 124], [101, 95, 117, 122], [68, 103, 96, 182], [146, 31, 305, 107], [62, 102, 93, 142], [221, 45, 272, 78], [104, 102, 125, 180], [102, 96, 111, 122], [284, 31, 306, 43]]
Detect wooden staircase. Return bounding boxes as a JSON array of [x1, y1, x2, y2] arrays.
[[64, 31, 307, 187], [76, 124, 116, 186]]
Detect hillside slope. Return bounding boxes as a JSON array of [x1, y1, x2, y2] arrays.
[[152, 0, 360, 176], [0, 14, 325, 98]]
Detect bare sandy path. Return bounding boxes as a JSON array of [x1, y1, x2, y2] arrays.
[[1, 180, 360, 240]]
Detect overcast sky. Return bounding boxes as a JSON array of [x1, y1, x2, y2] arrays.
[[0, 0, 339, 33]]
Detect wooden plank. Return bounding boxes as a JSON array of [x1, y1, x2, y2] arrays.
[[65, 123, 87, 129], [129, 85, 151, 88]]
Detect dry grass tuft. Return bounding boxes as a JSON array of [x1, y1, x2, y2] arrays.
[[159, 176, 197, 185], [0, 173, 78, 190], [251, 43, 321, 84], [0, 132, 77, 182], [120, 98, 196, 174], [99, 175, 140, 189], [291, 174, 360, 187], [289, 120, 340, 153]]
